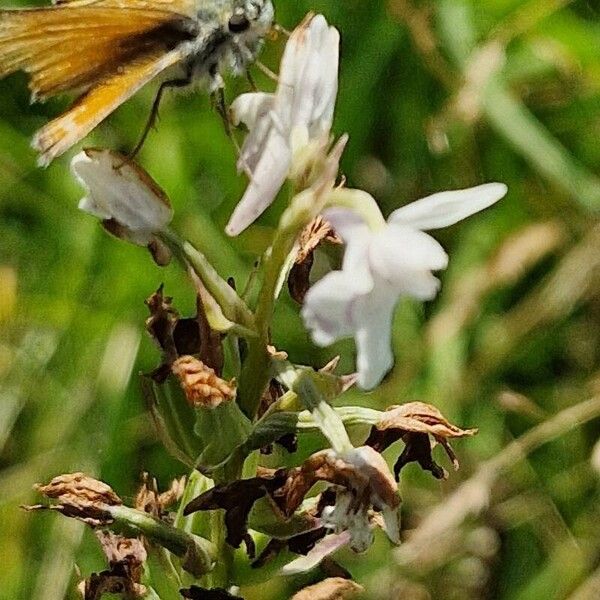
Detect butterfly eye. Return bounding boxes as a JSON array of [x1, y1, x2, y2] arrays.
[[228, 13, 251, 33]]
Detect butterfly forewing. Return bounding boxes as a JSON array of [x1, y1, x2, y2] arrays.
[[0, 7, 196, 100], [51, 0, 198, 16], [32, 47, 184, 166]]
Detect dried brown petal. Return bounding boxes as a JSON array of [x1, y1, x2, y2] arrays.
[[145, 285, 179, 372], [267, 345, 288, 360], [147, 236, 173, 266], [145, 285, 224, 383], [84, 530, 147, 599], [289, 216, 342, 303], [289, 254, 314, 304], [81, 568, 146, 600], [36, 473, 122, 505], [376, 402, 478, 439], [134, 473, 186, 518], [395, 432, 447, 480], [180, 586, 244, 600], [96, 530, 147, 567], [366, 402, 477, 480], [346, 446, 399, 510], [273, 447, 399, 519], [319, 356, 341, 374], [296, 216, 342, 264], [183, 471, 288, 551], [172, 356, 236, 408], [291, 577, 363, 600], [186, 269, 225, 372], [25, 473, 122, 526]]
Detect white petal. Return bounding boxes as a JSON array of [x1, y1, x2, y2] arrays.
[[323, 207, 374, 289], [389, 183, 507, 231], [226, 128, 291, 236], [381, 505, 401, 545], [370, 224, 448, 277], [232, 93, 276, 175], [354, 286, 397, 389], [323, 206, 370, 242], [397, 270, 442, 301], [281, 532, 351, 575], [72, 149, 172, 245], [302, 270, 363, 346], [230, 92, 274, 130], [228, 14, 341, 235], [275, 14, 338, 136]]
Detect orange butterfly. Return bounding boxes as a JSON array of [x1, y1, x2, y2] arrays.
[[0, 0, 274, 165]]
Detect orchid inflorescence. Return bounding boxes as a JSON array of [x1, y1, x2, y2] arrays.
[[30, 13, 506, 600]]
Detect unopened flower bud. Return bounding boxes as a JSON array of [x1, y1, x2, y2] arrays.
[[72, 149, 173, 264]]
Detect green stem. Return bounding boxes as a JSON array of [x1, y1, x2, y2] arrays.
[[236, 136, 348, 418], [209, 510, 232, 588], [158, 229, 256, 332], [274, 362, 354, 453], [237, 192, 316, 418], [106, 505, 215, 577]]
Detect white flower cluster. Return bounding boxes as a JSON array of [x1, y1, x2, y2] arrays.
[[72, 14, 506, 390], [224, 14, 507, 389]]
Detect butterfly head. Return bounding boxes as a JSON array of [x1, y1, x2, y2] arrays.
[[227, 0, 274, 41]]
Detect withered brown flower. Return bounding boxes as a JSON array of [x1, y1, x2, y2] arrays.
[[289, 216, 342, 303], [172, 355, 236, 409], [80, 531, 147, 600], [25, 473, 122, 526], [145, 285, 224, 382], [185, 446, 400, 557], [183, 470, 289, 555], [134, 472, 186, 518], [365, 401, 478, 480]]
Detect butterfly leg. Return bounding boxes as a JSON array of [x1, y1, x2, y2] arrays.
[[212, 86, 233, 138], [246, 69, 258, 92], [128, 74, 192, 160]]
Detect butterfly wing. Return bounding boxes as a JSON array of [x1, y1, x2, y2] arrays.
[[0, 6, 196, 100], [0, 4, 200, 164], [32, 47, 185, 165], [51, 0, 197, 16]]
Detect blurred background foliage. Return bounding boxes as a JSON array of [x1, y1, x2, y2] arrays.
[[1, 0, 600, 598]]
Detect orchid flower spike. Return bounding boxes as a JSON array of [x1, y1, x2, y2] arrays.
[[72, 149, 173, 265], [302, 183, 508, 389], [226, 13, 340, 236]]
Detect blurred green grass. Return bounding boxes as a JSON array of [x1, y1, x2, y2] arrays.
[[1, 0, 600, 598]]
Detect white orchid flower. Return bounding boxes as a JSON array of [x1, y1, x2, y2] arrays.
[[320, 446, 401, 553], [226, 13, 340, 236], [302, 183, 508, 389], [72, 149, 173, 264]]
